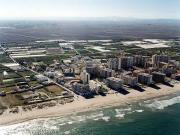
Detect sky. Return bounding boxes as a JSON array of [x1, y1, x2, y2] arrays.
[[0, 0, 180, 20]]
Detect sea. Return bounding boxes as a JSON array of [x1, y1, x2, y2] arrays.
[[1, 92, 180, 135]]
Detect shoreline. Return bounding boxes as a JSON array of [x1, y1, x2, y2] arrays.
[[0, 83, 180, 127]]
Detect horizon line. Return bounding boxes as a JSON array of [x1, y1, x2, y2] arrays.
[[0, 16, 180, 21]]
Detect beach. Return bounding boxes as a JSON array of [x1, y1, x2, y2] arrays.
[[0, 83, 180, 126]]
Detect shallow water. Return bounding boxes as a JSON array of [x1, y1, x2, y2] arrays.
[[1, 93, 180, 135]]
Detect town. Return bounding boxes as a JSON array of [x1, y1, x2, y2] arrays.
[[0, 38, 180, 114]]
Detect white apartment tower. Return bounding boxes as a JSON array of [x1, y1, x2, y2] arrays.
[[80, 70, 90, 84]]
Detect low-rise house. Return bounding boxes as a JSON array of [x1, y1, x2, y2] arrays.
[[35, 75, 48, 83], [54, 71, 63, 78], [44, 71, 56, 78], [63, 68, 75, 77]]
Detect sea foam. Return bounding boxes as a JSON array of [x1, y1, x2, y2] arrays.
[[115, 108, 132, 118], [144, 96, 180, 110], [135, 110, 144, 113], [102, 116, 110, 122]]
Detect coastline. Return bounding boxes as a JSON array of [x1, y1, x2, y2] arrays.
[[0, 83, 180, 126]]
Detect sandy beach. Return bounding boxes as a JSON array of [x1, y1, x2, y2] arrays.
[[0, 83, 180, 126]]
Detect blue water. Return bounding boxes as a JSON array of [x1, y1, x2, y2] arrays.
[[1, 94, 180, 135]]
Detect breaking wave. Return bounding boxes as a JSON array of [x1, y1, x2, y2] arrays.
[[135, 110, 144, 113], [115, 108, 132, 118], [0, 110, 111, 135], [143, 96, 180, 110], [114, 107, 145, 119], [5, 96, 179, 135]]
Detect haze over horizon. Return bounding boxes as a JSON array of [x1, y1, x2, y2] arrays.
[[0, 0, 180, 20]]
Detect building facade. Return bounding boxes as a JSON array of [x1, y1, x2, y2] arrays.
[[138, 73, 153, 85], [106, 77, 123, 90], [152, 72, 166, 83], [152, 54, 170, 67], [99, 68, 115, 78], [80, 70, 90, 84], [123, 75, 138, 86]]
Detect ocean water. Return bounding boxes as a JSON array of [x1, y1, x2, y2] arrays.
[[1, 93, 180, 135]]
